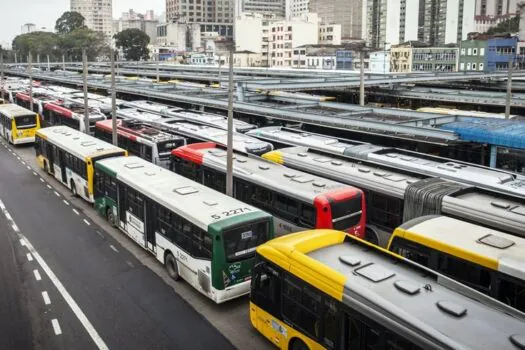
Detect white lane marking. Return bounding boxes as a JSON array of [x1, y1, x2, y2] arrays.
[[4, 211, 12, 221], [109, 245, 118, 253], [42, 291, 51, 305], [27, 166, 31, 170], [46, 185, 52, 189], [51, 319, 62, 335], [33, 171, 38, 176], [27, 253, 33, 261], [40, 178, 45, 183], [16, 156, 20, 160], [0, 199, 108, 349], [54, 191, 60, 197], [95, 230, 104, 239], [63, 200, 69, 206], [34, 269, 42, 281], [72, 209, 79, 215], [19, 238, 26, 246], [83, 219, 91, 226], [21, 161, 26, 165], [12, 223, 19, 232], [126, 261, 135, 268]]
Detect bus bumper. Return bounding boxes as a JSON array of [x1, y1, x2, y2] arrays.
[[214, 280, 251, 303], [13, 136, 35, 145]]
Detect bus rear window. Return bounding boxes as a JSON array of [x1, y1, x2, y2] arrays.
[[331, 193, 362, 230], [15, 114, 37, 129], [158, 140, 185, 154], [224, 220, 270, 262]]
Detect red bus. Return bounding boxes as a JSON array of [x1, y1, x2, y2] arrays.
[[41, 101, 107, 135], [171, 143, 366, 238]]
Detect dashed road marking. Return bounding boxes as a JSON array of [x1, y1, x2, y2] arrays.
[[46, 185, 52, 189], [27, 166, 31, 170], [51, 319, 62, 335], [63, 200, 69, 206], [21, 161, 26, 165], [83, 219, 91, 226], [33, 269, 42, 281], [109, 245, 118, 253], [0, 198, 109, 349], [12, 223, 19, 232], [33, 171, 38, 176], [27, 253, 33, 262], [95, 230, 104, 239], [54, 191, 60, 197], [42, 291, 51, 305], [40, 178, 45, 183], [73, 209, 79, 215], [126, 261, 135, 268]]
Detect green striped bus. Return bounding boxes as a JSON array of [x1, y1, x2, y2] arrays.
[[94, 156, 274, 303]]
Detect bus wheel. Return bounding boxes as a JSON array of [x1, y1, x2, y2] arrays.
[[290, 339, 308, 350], [165, 253, 180, 281], [71, 183, 78, 197], [106, 208, 116, 227]]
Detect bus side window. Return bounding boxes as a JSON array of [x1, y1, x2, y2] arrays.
[[437, 254, 491, 293], [497, 275, 525, 312]]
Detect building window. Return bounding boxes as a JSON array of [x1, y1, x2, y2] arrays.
[[467, 48, 472, 55], [460, 62, 465, 70], [466, 62, 471, 70], [472, 63, 477, 70], [460, 48, 465, 55], [480, 48, 485, 56], [479, 63, 484, 70], [473, 48, 477, 55]]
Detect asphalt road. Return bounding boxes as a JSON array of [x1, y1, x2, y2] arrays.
[[0, 141, 239, 350]]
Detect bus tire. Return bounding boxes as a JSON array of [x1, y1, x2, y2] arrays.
[[289, 339, 308, 350], [71, 182, 78, 197], [106, 208, 116, 227], [165, 253, 181, 281]]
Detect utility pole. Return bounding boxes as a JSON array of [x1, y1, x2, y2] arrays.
[[47, 54, 50, 71], [37, 54, 40, 70], [505, 55, 513, 119], [218, 54, 222, 84], [111, 49, 117, 146], [1, 52, 4, 101], [359, 50, 365, 106], [156, 52, 160, 83], [226, 41, 234, 196], [29, 52, 33, 111], [62, 54, 66, 71], [14, 52, 17, 65], [82, 49, 89, 134]]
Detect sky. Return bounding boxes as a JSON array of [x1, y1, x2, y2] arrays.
[[0, 0, 165, 47]]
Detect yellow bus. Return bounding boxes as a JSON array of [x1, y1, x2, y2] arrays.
[[388, 215, 525, 313], [250, 229, 525, 350], [35, 125, 127, 203], [0, 103, 40, 145]]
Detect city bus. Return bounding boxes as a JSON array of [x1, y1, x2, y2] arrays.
[[171, 143, 365, 238], [94, 155, 274, 303], [35, 126, 127, 203], [263, 147, 525, 246], [251, 229, 525, 350], [388, 215, 525, 312], [41, 101, 107, 135], [0, 104, 40, 145], [94, 119, 186, 168]]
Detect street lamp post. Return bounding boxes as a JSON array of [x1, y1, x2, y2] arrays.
[[226, 39, 235, 196], [383, 42, 390, 74]]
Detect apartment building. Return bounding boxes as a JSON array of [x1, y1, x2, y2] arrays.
[[421, 0, 475, 46], [390, 42, 459, 73], [114, 10, 159, 42], [235, 13, 320, 67], [319, 23, 341, 45], [237, 0, 286, 17], [286, 0, 309, 18], [70, 0, 113, 38], [166, 0, 234, 24], [308, 0, 362, 38], [475, 0, 518, 16], [459, 34, 518, 72]]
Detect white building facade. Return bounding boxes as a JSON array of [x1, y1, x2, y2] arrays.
[[70, 0, 113, 38], [475, 0, 518, 16], [365, 0, 475, 48], [369, 50, 390, 73], [286, 0, 309, 18], [319, 23, 341, 45]]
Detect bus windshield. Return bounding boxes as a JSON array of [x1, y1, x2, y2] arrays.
[[224, 220, 270, 262], [331, 193, 362, 230], [15, 114, 37, 129]]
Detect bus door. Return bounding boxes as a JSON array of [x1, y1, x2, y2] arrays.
[[53, 146, 67, 183], [145, 200, 156, 252], [46, 143, 55, 174]]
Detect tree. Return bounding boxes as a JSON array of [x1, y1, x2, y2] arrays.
[[55, 11, 86, 34], [12, 32, 61, 61], [485, 15, 519, 35], [59, 27, 109, 61], [114, 29, 150, 61]]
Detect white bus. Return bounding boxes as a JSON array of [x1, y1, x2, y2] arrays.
[[0, 104, 40, 145]]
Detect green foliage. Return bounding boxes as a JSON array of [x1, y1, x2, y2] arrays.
[[485, 15, 520, 35], [59, 27, 109, 61], [55, 11, 86, 34], [12, 32, 61, 60], [114, 28, 150, 61]]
